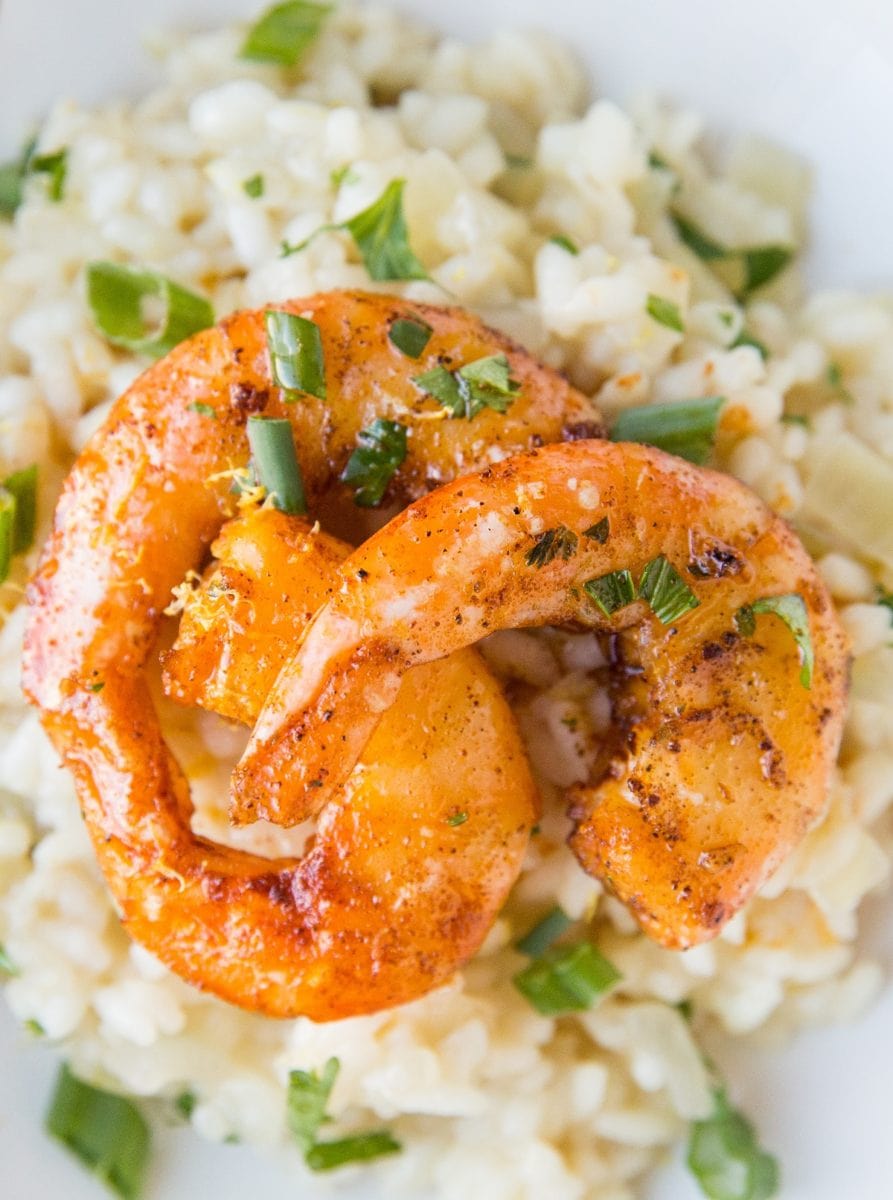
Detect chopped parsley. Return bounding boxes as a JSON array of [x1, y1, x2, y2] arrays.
[[388, 316, 432, 358], [646, 293, 685, 332], [86, 262, 214, 359], [583, 568, 636, 617], [240, 0, 331, 66], [583, 517, 610, 544], [446, 810, 469, 827], [413, 353, 520, 420], [670, 211, 793, 301], [31, 148, 68, 202], [525, 525, 579, 569], [187, 402, 216, 418], [638, 554, 700, 624], [242, 173, 265, 198], [340, 418, 407, 507]]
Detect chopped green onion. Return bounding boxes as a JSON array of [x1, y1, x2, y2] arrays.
[[242, 173, 265, 198], [246, 416, 306, 515], [731, 329, 768, 358], [583, 569, 636, 617], [3, 463, 37, 554], [583, 517, 609, 544], [174, 1091, 197, 1120], [648, 150, 671, 171], [639, 555, 700, 624], [26, 1018, 46, 1037], [264, 309, 326, 400], [287, 1057, 400, 1172], [525, 525, 579, 569], [0, 490, 15, 585], [609, 396, 724, 465], [88, 681, 105, 693], [734, 593, 813, 688], [549, 234, 579, 255], [780, 413, 809, 428], [341, 418, 407, 507], [342, 179, 427, 281], [514, 942, 621, 1016], [646, 293, 684, 333], [414, 353, 520, 420], [0, 136, 36, 218], [31, 148, 68, 202], [187, 402, 216, 418], [687, 1087, 780, 1200], [516, 906, 573, 957], [446, 810, 469, 827], [669, 211, 793, 300], [45, 1064, 150, 1200], [240, 0, 331, 66], [306, 1132, 402, 1171], [282, 179, 428, 281], [388, 316, 432, 358], [0, 944, 17, 975], [86, 261, 214, 359]]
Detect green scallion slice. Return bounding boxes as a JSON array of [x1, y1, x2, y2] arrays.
[[0, 136, 36, 218], [687, 1087, 780, 1200], [639, 555, 700, 624], [264, 309, 326, 400], [31, 148, 68, 202], [3, 462, 37, 554], [734, 593, 813, 688], [240, 0, 332, 66], [243, 173, 265, 198], [609, 396, 724, 465], [525, 525, 579, 569], [516, 906, 574, 958], [174, 1091, 197, 1121], [646, 293, 684, 332], [583, 568, 636, 616], [671, 211, 727, 261], [0, 943, 16, 974], [45, 1064, 150, 1200], [669, 211, 793, 300], [549, 234, 579, 255], [287, 1057, 401, 1171], [246, 416, 306, 515], [86, 262, 214, 359], [341, 418, 407, 507], [583, 517, 609, 544], [514, 941, 621, 1016], [741, 246, 792, 297], [388, 317, 432, 358]]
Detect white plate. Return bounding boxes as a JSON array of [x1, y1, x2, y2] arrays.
[[1, 2, 893, 1198]]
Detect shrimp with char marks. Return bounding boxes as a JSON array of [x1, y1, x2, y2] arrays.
[[233, 440, 849, 949]]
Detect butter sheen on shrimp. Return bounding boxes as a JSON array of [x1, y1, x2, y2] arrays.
[[234, 440, 850, 949]]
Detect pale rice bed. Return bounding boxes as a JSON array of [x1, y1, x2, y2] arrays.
[[1, 5, 893, 1199]]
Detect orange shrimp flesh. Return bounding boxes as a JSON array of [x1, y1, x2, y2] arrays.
[[233, 440, 849, 948]]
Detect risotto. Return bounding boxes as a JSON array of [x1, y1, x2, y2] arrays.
[[1, 4, 892, 1199]]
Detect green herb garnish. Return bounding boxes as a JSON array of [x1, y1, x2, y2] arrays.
[[31, 148, 68, 202], [86, 262, 214, 359], [670, 211, 793, 300], [240, 0, 331, 66], [583, 517, 609, 544], [638, 554, 700, 624], [388, 316, 432, 358], [264, 309, 326, 400], [514, 942, 621, 1016], [283, 179, 427, 282], [876, 586, 893, 620], [687, 1087, 779, 1200], [174, 1091, 197, 1120], [646, 293, 684, 332], [549, 234, 579, 255], [780, 413, 810, 428], [731, 329, 768, 358], [3, 463, 38, 554], [187, 402, 216, 418], [341, 418, 407, 507], [609, 396, 724, 465], [45, 1064, 150, 1200], [515, 906, 573, 958], [242, 173, 265, 198], [287, 1057, 400, 1172], [0, 136, 36, 217], [0, 944, 16, 975], [413, 353, 520, 420], [583, 569, 636, 616], [330, 164, 359, 189], [525, 525, 579, 569], [648, 150, 671, 171], [246, 416, 306, 515], [734, 593, 813, 688], [446, 810, 469, 827], [0, 491, 14, 585]]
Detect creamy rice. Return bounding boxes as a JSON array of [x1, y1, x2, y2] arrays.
[[1, 4, 892, 1198]]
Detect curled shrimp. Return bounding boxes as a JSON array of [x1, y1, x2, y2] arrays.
[[234, 440, 850, 949], [21, 288, 600, 1016]]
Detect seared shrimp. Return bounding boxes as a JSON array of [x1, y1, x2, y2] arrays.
[[22, 288, 596, 1016], [28, 505, 537, 1019], [234, 440, 849, 948]]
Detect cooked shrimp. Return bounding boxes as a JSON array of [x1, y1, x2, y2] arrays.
[[234, 440, 849, 948], [26, 504, 537, 1019], [22, 287, 599, 1016]]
